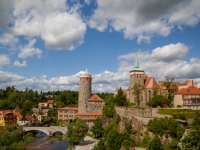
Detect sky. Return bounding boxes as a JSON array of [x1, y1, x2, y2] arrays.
[[0, 0, 200, 93]]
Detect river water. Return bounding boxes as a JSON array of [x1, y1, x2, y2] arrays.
[[27, 132, 70, 150]]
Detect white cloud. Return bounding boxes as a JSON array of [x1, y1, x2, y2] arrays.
[[0, 0, 86, 50], [0, 54, 10, 69], [151, 42, 189, 62], [88, 0, 200, 43], [13, 60, 27, 67], [0, 33, 18, 46], [0, 43, 199, 92], [18, 39, 42, 59]]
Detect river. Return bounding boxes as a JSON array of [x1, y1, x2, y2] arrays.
[[27, 132, 71, 150]]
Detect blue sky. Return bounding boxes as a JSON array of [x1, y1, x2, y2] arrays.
[[0, 0, 200, 92]]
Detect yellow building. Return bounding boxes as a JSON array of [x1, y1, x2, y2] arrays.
[[58, 107, 78, 121], [0, 110, 17, 127]]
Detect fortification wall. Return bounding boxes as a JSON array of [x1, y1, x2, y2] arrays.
[[115, 106, 152, 118]]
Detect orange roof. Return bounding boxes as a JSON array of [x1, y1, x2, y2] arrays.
[[181, 80, 190, 85], [0, 110, 14, 117], [13, 112, 23, 119], [144, 77, 160, 89], [76, 113, 102, 116], [47, 100, 54, 104], [88, 94, 104, 102], [38, 102, 48, 107], [175, 86, 200, 95], [58, 107, 78, 111]]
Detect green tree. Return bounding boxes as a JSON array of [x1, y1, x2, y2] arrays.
[[122, 139, 135, 150], [94, 138, 106, 150], [181, 128, 200, 150], [148, 95, 170, 107], [91, 117, 104, 138], [103, 95, 116, 118], [132, 83, 143, 107], [148, 135, 164, 150], [106, 128, 121, 150], [163, 76, 178, 101], [66, 118, 89, 145], [115, 87, 127, 106], [22, 100, 32, 115], [8, 92, 20, 102]]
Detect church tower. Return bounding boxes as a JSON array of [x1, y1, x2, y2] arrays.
[[130, 53, 145, 87], [128, 53, 146, 102], [78, 69, 92, 113]]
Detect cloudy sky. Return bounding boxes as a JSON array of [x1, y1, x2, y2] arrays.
[[0, 0, 200, 92]]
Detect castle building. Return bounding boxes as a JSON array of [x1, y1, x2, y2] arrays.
[[76, 69, 104, 127]]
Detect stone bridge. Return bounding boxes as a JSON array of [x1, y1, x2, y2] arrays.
[[23, 126, 67, 136]]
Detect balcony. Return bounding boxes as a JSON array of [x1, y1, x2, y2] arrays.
[[183, 102, 200, 106]]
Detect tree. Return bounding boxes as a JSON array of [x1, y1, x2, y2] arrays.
[[94, 138, 106, 150], [106, 128, 121, 150], [66, 118, 89, 145], [163, 76, 178, 101], [115, 87, 127, 106], [91, 117, 104, 138], [148, 135, 164, 150], [103, 95, 116, 118], [181, 128, 200, 150], [132, 83, 143, 107], [148, 95, 170, 108]]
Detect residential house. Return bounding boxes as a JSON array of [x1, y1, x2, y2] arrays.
[[58, 107, 78, 121], [38, 102, 48, 109], [19, 117, 30, 126], [174, 86, 200, 109], [0, 110, 17, 127], [47, 100, 54, 108], [13, 111, 23, 125]]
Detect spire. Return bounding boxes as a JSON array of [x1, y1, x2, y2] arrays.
[[85, 68, 88, 73], [134, 53, 139, 69], [133, 52, 142, 71]]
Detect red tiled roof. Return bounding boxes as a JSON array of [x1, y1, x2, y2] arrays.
[[76, 113, 102, 116], [38, 102, 48, 107], [58, 107, 78, 111], [13, 112, 23, 119], [181, 80, 190, 85], [47, 100, 54, 104], [175, 86, 200, 95], [88, 94, 104, 102], [144, 77, 160, 89]]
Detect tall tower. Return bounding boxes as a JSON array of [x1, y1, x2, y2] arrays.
[[78, 68, 92, 113], [130, 53, 145, 88], [128, 53, 146, 103]]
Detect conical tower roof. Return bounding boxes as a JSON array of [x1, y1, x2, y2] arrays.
[[133, 53, 143, 71]]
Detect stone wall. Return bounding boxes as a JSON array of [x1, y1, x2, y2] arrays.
[[86, 101, 104, 113], [115, 106, 152, 118]]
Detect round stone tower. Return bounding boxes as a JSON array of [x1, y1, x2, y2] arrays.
[[78, 68, 92, 113]]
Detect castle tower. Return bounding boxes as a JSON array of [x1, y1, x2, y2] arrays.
[[78, 68, 92, 113]]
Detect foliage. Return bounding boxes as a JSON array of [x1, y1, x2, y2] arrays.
[[181, 128, 200, 150], [94, 138, 106, 150], [148, 135, 164, 150], [142, 130, 151, 147], [122, 139, 135, 150], [114, 87, 127, 106], [91, 117, 104, 138], [66, 118, 89, 145], [132, 83, 143, 107], [148, 95, 170, 108], [148, 117, 185, 139], [57, 90, 78, 106], [0, 128, 35, 149], [168, 139, 179, 149], [103, 95, 116, 118], [191, 111, 200, 127], [163, 76, 178, 101]]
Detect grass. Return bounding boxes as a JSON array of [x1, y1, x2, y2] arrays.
[[157, 108, 198, 118]]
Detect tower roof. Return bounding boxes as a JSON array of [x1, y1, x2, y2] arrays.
[[133, 53, 143, 71], [80, 68, 92, 78]]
